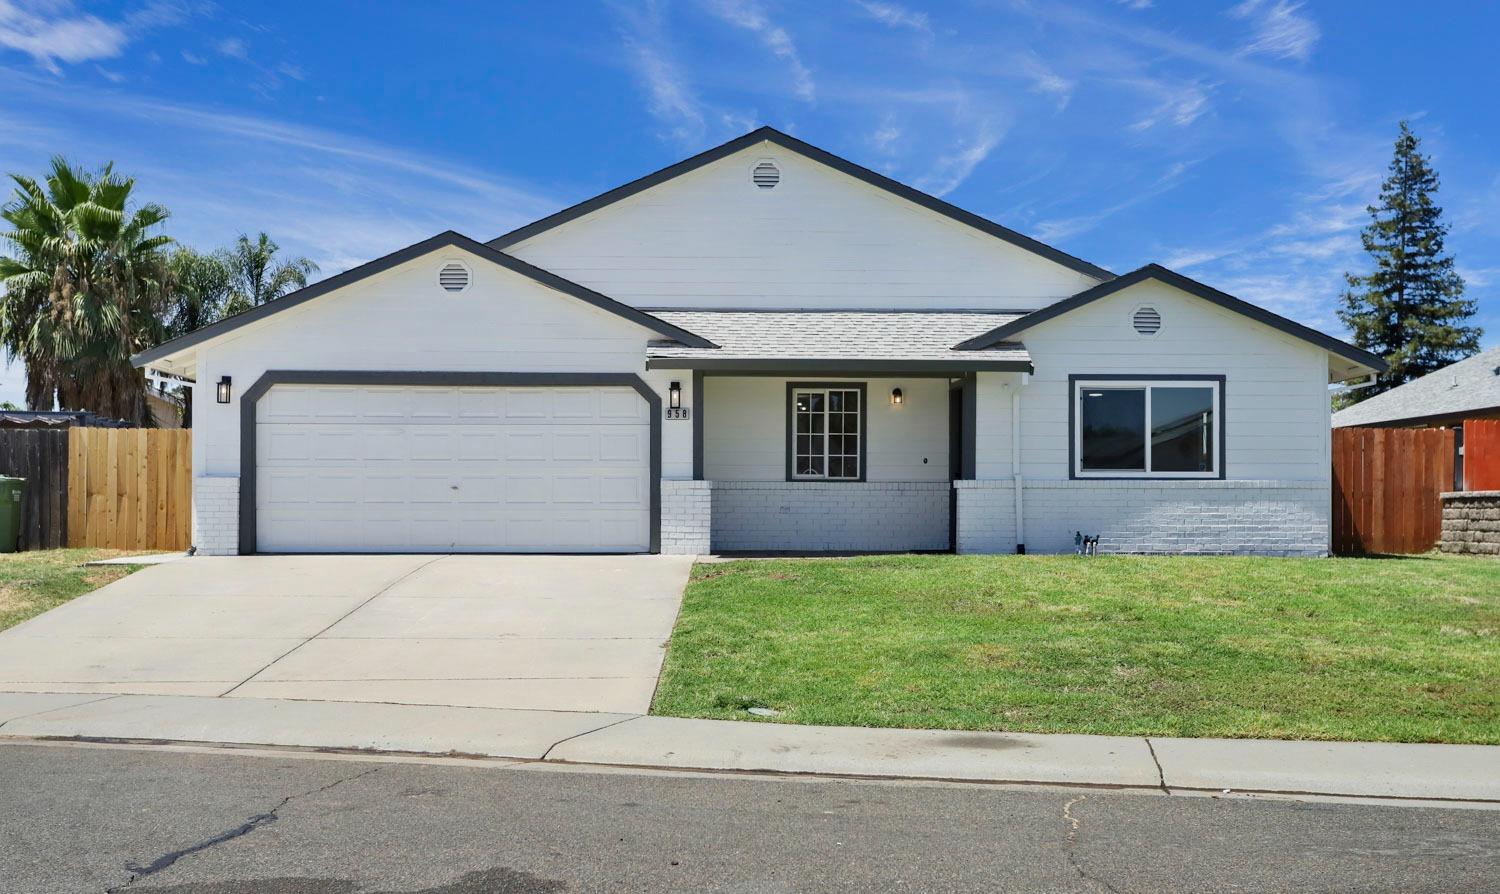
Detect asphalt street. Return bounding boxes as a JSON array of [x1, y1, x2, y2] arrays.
[[2, 741, 1495, 893]]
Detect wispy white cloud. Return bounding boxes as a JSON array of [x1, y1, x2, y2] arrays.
[[869, 115, 900, 152], [1035, 162, 1197, 242], [0, 70, 560, 274], [1022, 55, 1075, 111], [1127, 78, 1213, 131], [1115, 0, 1153, 8], [702, 0, 815, 102], [853, 0, 931, 35], [613, 0, 709, 148], [215, 35, 246, 59], [1231, 0, 1319, 62], [0, 0, 192, 73], [0, 0, 129, 72], [915, 124, 1001, 197]]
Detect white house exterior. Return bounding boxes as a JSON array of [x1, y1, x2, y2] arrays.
[[135, 127, 1384, 557]]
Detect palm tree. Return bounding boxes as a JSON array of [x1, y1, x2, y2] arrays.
[[0, 157, 172, 423], [223, 232, 317, 315], [164, 246, 233, 427]]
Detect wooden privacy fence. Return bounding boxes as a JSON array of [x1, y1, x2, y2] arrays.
[[1463, 419, 1500, 491], [68, 428, 191, 551], [1332, 427, 1454, 555], [0, 430, 71, 550]]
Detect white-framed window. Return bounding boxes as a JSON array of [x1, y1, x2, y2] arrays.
[[1071, 377, 1222, 478], [788, 383, 864, 480]]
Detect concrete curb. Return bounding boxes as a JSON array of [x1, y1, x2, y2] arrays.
[[2, 691, 1496, 804]]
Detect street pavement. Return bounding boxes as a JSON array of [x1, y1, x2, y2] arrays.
[[3, 741, 1496, 893]]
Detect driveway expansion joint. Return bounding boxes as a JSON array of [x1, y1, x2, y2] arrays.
[[217, 554, 451, 698]]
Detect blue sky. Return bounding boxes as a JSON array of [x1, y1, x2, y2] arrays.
[[1, 1, 1497, 404]]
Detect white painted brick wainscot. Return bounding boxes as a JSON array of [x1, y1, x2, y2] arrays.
[[956, 479, 1328, 556], [660, 480, 713, 555], [710, 481, 950, 553], [192, 476, 239, 556]]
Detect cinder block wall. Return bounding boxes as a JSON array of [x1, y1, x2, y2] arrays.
[[192, 476, 239, 556], [955, 479, 1328, 556], [1440, 491, 1500, 556], [660, 480, 713, 555], [710, 481, 950, 552]]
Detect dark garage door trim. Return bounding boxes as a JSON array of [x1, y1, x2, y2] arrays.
[[239, 370, 662, 555]]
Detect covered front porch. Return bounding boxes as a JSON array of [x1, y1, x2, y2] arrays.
[[642, 309, 1033, 554]]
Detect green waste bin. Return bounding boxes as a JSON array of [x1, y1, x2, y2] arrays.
[[0, 476, 23, 553]]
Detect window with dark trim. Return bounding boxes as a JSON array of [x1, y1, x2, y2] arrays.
[[787, 383, 865, 480], [1071, 377, 1222, 478]]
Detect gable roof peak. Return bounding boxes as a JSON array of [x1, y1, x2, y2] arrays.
[[953, 261, 1386, 375], [488, 125, 1113, 281]]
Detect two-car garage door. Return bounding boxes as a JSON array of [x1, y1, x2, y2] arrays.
[[254, 384, 651, 553]]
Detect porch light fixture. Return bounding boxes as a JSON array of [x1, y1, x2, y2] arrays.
[[669, 381, 682, 410], [890, 387, 903, 406], [215, 376, 232, 404]]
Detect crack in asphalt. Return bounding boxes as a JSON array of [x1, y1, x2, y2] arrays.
[[105, 765, 385, 892], [1061, 795, 1125, 894]]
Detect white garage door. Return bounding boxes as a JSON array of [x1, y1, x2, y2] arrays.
[[254, 383, 651, 553]]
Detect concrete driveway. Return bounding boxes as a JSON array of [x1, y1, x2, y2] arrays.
[[0, 554, 693, 714]]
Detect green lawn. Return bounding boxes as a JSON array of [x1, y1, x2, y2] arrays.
[[652, 554, 1500, 744], [0, 549, 150, 632]]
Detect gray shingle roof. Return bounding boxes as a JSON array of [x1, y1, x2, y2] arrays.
[[1332, 347, 1500, 427], [646, 311, 1029, 363]]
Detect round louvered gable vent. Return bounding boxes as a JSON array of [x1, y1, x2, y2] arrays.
[[1132, 306, 1162, 336], [752, 161, 780, 189], [438, 261, 470, 293]]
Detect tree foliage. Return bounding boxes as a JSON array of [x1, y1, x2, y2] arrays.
[[1338, 121, 1480, 404], [222, 232, 317, 316], [0, 158, 172, 424]]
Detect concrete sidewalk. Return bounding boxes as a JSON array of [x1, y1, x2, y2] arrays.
[[1, 691, 1495, 804]]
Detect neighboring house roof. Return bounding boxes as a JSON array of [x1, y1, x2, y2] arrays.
[[488, 126, 1115, 282], [953, 263, 1387, 377], [133, 231, 717, 371], [0, 411, 130, 429], [1332, 347, 1500, 428], [644, 310, 1032, 372]]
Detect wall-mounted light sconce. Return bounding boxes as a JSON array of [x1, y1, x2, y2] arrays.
[[890, 387, 903, 406], [216, 376, 232, 404], [669, 381, 682, 410]]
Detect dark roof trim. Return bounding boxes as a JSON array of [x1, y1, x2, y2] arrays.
[[646, 357, 1034, 373], [488, 126, 1114, 281], [952, 263, 1388, 372], [133, 231, 716, 367]]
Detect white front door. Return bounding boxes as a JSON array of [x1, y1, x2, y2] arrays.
[[254, 383, 651, 553]]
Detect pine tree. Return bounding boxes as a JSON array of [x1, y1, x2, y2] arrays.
[[1338, 121, 1480, 405]]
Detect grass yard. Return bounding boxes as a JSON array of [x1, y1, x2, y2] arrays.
[[0, 549, 152, 633], [652, 554, 1500, 744]]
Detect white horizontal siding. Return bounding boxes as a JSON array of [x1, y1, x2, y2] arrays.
[[977, 280, 1331, 484], [702, 376, 950, 482], [191, 246, 688, 479], [507, 145, 1099, 310]]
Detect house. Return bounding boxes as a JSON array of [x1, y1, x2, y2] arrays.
[[1332, 347, 1500, 429], [134, 127, 1383, 557]]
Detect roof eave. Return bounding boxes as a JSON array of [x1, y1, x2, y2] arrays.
[[952, 264, 1388, 374], [645, 357, 1034, 373]]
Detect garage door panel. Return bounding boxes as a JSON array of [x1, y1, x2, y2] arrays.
[[599, 430, 646, 463], [256, 384, 651, 553]]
